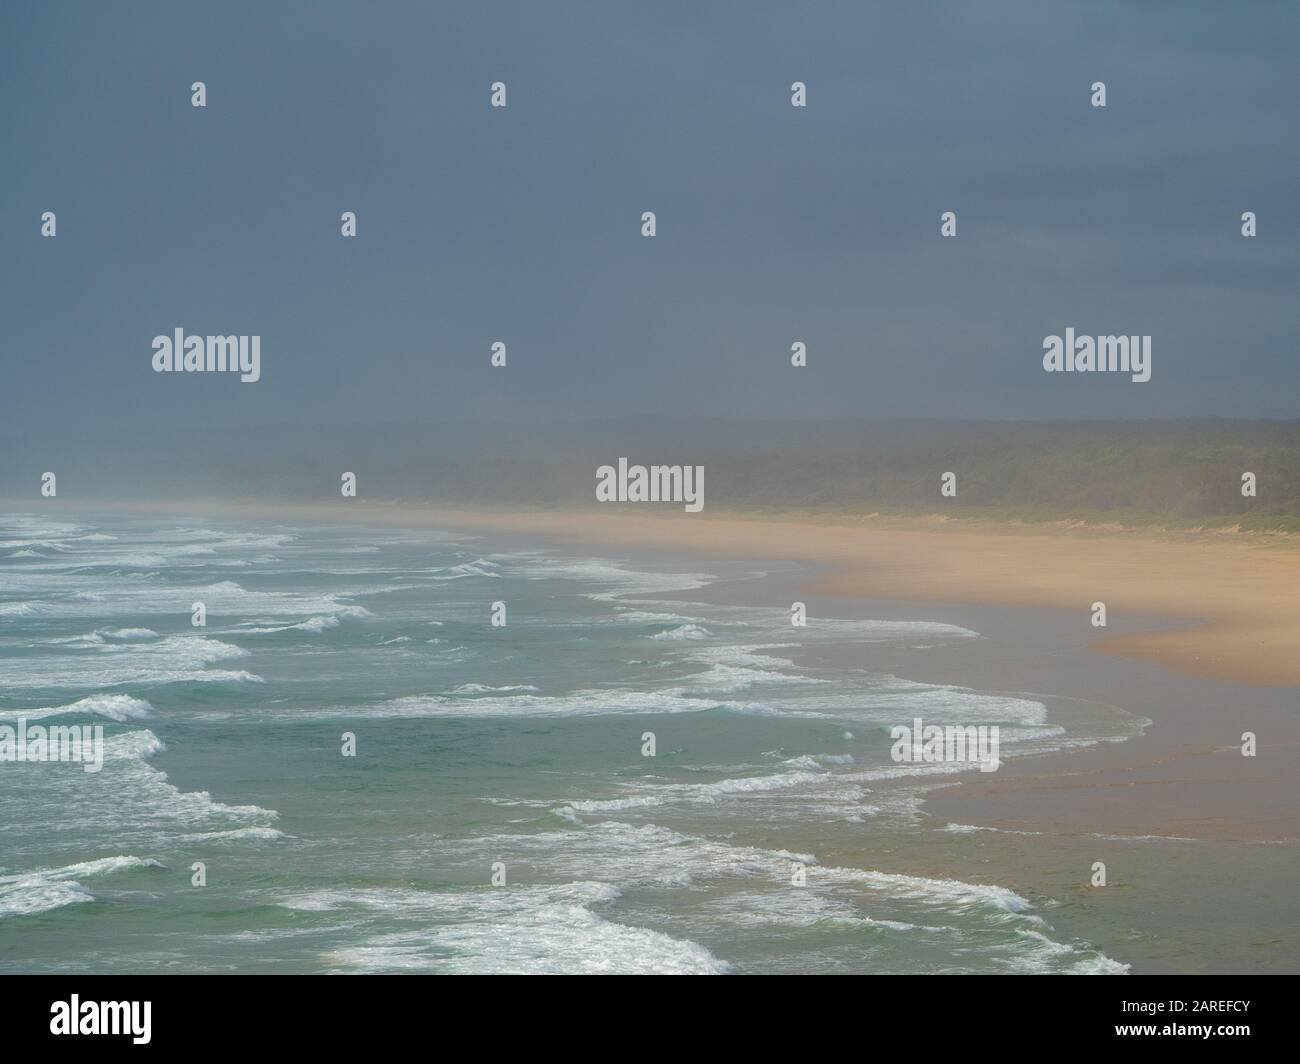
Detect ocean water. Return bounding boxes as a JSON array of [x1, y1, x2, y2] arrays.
[[0, 511, 1144, 974]]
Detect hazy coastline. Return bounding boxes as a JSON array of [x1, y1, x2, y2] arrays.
[[4, 502, 1297, 973], [21, 498, 1298, 845], [36, 498, 1300, 683]]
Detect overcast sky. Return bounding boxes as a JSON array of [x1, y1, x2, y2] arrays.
[[3, 0, 1298, 449]]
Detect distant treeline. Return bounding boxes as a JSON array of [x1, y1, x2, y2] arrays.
[[5, 418, 1300, 527], [701, 420, 1300, 525]]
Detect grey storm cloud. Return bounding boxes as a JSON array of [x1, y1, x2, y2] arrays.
[[1, 0, 1296, 461]]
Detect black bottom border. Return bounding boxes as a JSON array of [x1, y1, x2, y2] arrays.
[[2, 973, 1290, 1051]]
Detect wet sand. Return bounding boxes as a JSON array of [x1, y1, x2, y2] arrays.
[[65, 501, 1300, 690]]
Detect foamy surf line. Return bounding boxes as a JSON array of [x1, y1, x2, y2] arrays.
[[0, 856, 162, 919], [0, 694, 153, 722], [412, 820, 1127, 973], [280, 882, 730, 975], [0, 636, 263, 690], [0, 512, 1149, 972]]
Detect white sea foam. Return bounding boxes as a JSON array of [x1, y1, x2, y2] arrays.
[[618, 608, 702, 624], [555, 764, 854, 819], [326, 689, 737, 720], [0, 694, 154, 722], [514, 557, 715, 602], [0, 635, 259, 690], [289, 880, 729, 975], [110, 730, 278, 827], [451, 683, 541, 695], [45, 627, 160, 648], [698, 889, 906, 931], [98, 627, 159, 639], [425, 557, 501, 581], [443, 821, 815, 889], [0, 601, 49, 617], [184, 826, 288, 842], [448, 820, 1123, 973], [652, 623, 711, 641], [624, 598, 979, 645], [0, 855, 162, 918], [0, 577, 372, 621], [413, 905, 728, 974], [4, 527, 298, 576], [557, 794, 670, 816], [22, 730, 284, 841], [816, 864, 1035, 916], [234, 612, 359, 635], [670, 644, 819, 696]]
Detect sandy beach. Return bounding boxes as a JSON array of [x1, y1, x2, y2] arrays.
[[9, 499, 1298, 972], [408, 507, 1300, 686], [96, 501, 1300, 680], [402, 506, 1300, 844]]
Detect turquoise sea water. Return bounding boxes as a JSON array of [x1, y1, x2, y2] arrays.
[[0, 511, 1160, 973]]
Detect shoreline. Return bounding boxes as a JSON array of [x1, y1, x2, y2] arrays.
[[36, 499, 1300, 685], [590, 543, 1296, 843], [10, 501, 1298, 972], [21, 499, 1299, 844]]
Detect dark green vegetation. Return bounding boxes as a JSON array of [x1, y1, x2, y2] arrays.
[[7, 418, 1299, 530]]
